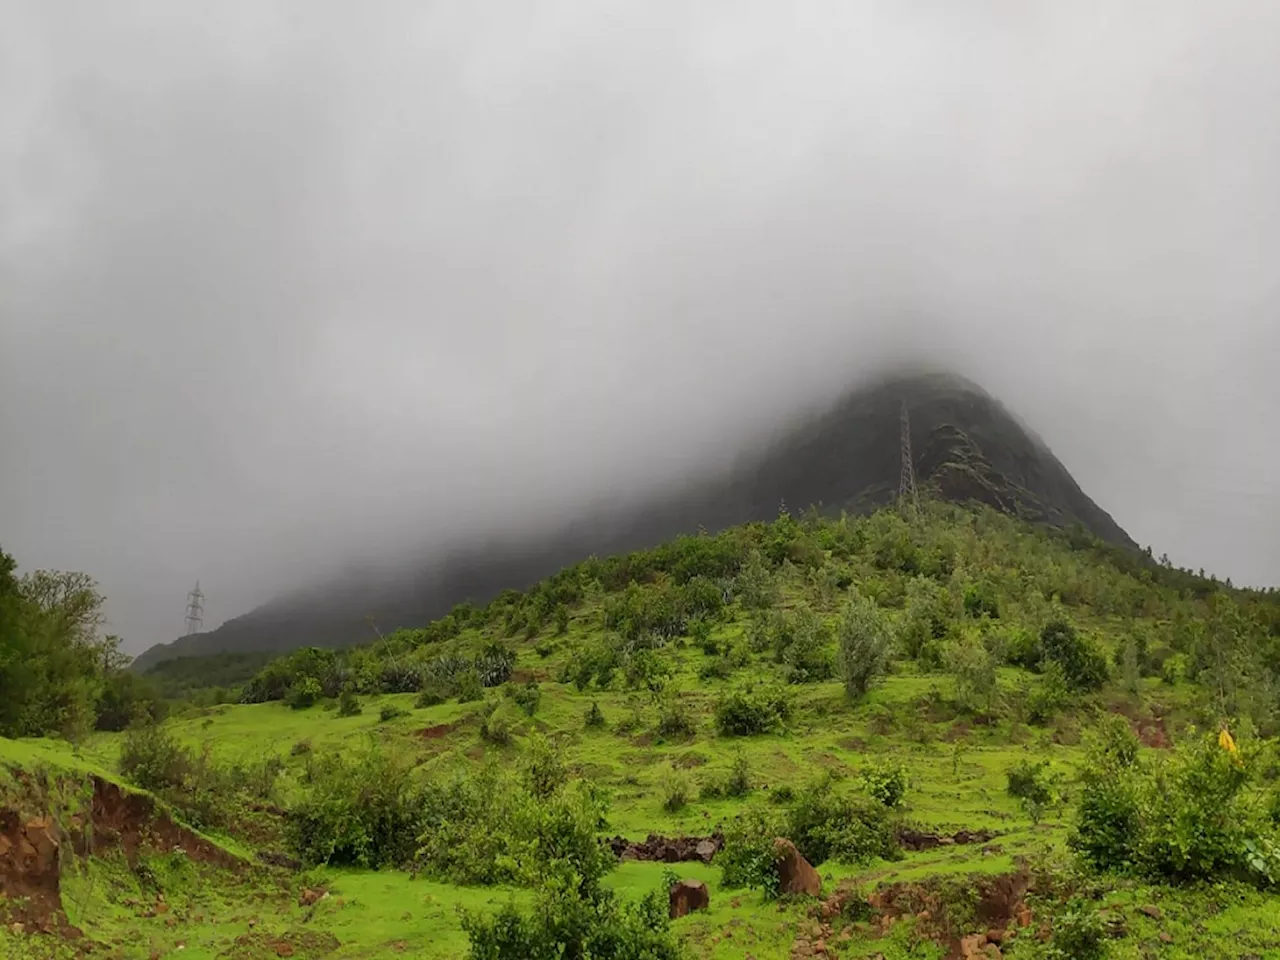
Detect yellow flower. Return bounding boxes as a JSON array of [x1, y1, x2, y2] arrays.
[[1220, 728, 1244, 767]]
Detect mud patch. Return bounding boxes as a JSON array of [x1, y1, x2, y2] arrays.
[[418, 720, 463, 740], [1108, 701, 1171, 749], [606, 833, 723, 863], [897, 827, 999, 852], [222, 930, 340, 959]]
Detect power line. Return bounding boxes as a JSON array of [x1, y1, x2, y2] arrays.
[[898, 400, 918, 514], [184, 582, 204, 636]]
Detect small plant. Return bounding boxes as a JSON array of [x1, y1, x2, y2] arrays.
[[1045, 899, 1109, 960], [718, 807, 784, 896], [379, 704, 408, 723], [456, 669, 484, 703], [520, 734, 567, 799], [512, 680, 541, 717], [1006, 758, 1054, 823], [860, 760, 909, 808], [291, 738, 313, 757], [656, 693, 696, 739], [662, 767, 693, 812], [725, 753, 752, 797], [837, 594, 892, 701], [584, 700, 606, 729], [770, 784, 795, 804], [337, 687, 362, 717]]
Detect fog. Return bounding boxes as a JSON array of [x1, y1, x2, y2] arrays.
[[2, 1, 1278, 653]]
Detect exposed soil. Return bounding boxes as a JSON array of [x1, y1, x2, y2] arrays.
[[854, 866, 1034, 959], [418, 720, 463, 740], [1, 773, 246, 938], [1108, 700, 1172, 749], [606, 832, 723, 863], [897, 827, 999, 852], [224, 930, 340, 959]]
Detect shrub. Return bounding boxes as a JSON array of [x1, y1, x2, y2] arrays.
[[461, 884, 681, 960], [787, 774, 899, 866], [1070, 722, 1270, 884], [1045, 899, 1109, 960], [286, 747, 422, 868], [775, 607, 835, 684], [944, 636, 999, 713], [860, 760, 909, 808], [337, 687, 362, 717], [475, 643, 516, 687], [662, 767, 693, 813], [1027, 661, 1071, 724], [287, 676, 323, 710], [379, 704, 408, 723], [521, 734, 567, 800], [415, 686, 446, 708], [291, 738, 313, 757], [584, 701, 606, 729], [480, 702, 518, 746], [655, 693, 696, 739], [119, 721, 191, 794], [714, 683, 791, 736], [512, 680, 541, 717], [770, 784, 795, 804], [457, 669, 484, 703], [718, 807, 784, 895], [837, 595, 892, 701], [725, 754, 752, 798], [1039, 619, 1108, 692], [1006, 759, 1054, 822]]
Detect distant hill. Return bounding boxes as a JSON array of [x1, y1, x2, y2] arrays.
[[131, 371, 1134, 673]]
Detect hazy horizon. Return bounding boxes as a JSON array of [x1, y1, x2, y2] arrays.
[[3, 2, 1278, 653]]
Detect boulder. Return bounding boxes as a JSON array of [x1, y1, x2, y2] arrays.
[[773, 838, 821, 897], [668, 879, 710, 919], [695, 839, 718, 863]]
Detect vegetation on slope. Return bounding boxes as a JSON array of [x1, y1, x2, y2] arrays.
[[6, 499, 1280, 958]]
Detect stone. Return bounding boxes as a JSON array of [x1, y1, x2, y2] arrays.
[[668, 879, 710, 919], [696, 839, 718, 863], [773, 838, 821, 897], [1159, 932, 1173, 944], [1139, 904, 1162, 920]]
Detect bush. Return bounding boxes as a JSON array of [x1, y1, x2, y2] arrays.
[[119, 720, 191, 794], [772, 607, 835, 684], [338, 687, 362, 717], [584, 701, 606, 729], [416, 685, 447, 708], [944, 636, 998, 713], [521, 734, 567, 799], [725, 754, 752, 798], [291, 739, 313, 757], [662, 767, 693, 812], [287, 676, 323, 710], [512, 680, 541, 717], [1039, 619, 1108, 692], [718, 807, 784, 895], [714, 683, 791, 737], [655, 693, 696, 739], [1070, 723, 1272, 884], [1045, 899, 1109, 960], [457, 669, 484, 703], [462, 884, 681, 960], [860, 760, 909, 808], [1006, 759, 1054, 822], [837, 595, 892, 701], [480, 702, 519, 746], [787, 774, 899, 866], [286, 747, 422, 868], [379, 703, 408, 723]]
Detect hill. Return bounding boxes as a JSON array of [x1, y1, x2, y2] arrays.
[[131, 371, 1134, 673], [11, 500, 1280, 959]]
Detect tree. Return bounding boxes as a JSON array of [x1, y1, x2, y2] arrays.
[[838, 594, 892, 701]]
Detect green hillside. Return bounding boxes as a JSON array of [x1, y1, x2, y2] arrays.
[[5, 501, 1280, 959]]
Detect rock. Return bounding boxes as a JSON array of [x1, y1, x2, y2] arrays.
[[1159, 932, 1173, 944], [985, 928, 1006, 943], [1139, 904, 1162, 920], [668, 879, 710, 919], [773, 838, 821, 897], [275, 942, 294, 957], [696, 839, 718, 863], [958, 933, 989, 959], [298, 887, 326, 907]]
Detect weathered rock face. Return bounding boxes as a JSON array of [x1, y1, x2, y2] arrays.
[[773, 837, 822, 897], [668, 878, 710, 919]]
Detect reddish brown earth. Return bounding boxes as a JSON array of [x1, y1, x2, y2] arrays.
[[1, 773, 246, 938]]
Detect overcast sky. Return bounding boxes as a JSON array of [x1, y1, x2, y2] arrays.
[[3, 2, 1278, 653]]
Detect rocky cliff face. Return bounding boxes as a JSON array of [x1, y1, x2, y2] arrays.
[[131, 371, 1133, 672]]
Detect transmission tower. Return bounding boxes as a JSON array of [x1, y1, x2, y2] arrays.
[[184, 582, 204, 636], [898, 401, 918, 513]]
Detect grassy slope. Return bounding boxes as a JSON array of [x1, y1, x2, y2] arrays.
[[4, 503, 1279, 958]]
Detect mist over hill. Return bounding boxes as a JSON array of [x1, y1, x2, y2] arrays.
[[131, 372, 1132, 672]]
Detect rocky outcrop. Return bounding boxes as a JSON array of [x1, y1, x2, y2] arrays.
[[773, 837, 822, 897], [668, 879, 710, 919], [606, 833, 723, 863]]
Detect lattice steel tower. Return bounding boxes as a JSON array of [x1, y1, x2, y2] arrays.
[[184, 582, 204, 636], [898, 401, 918, 513]]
